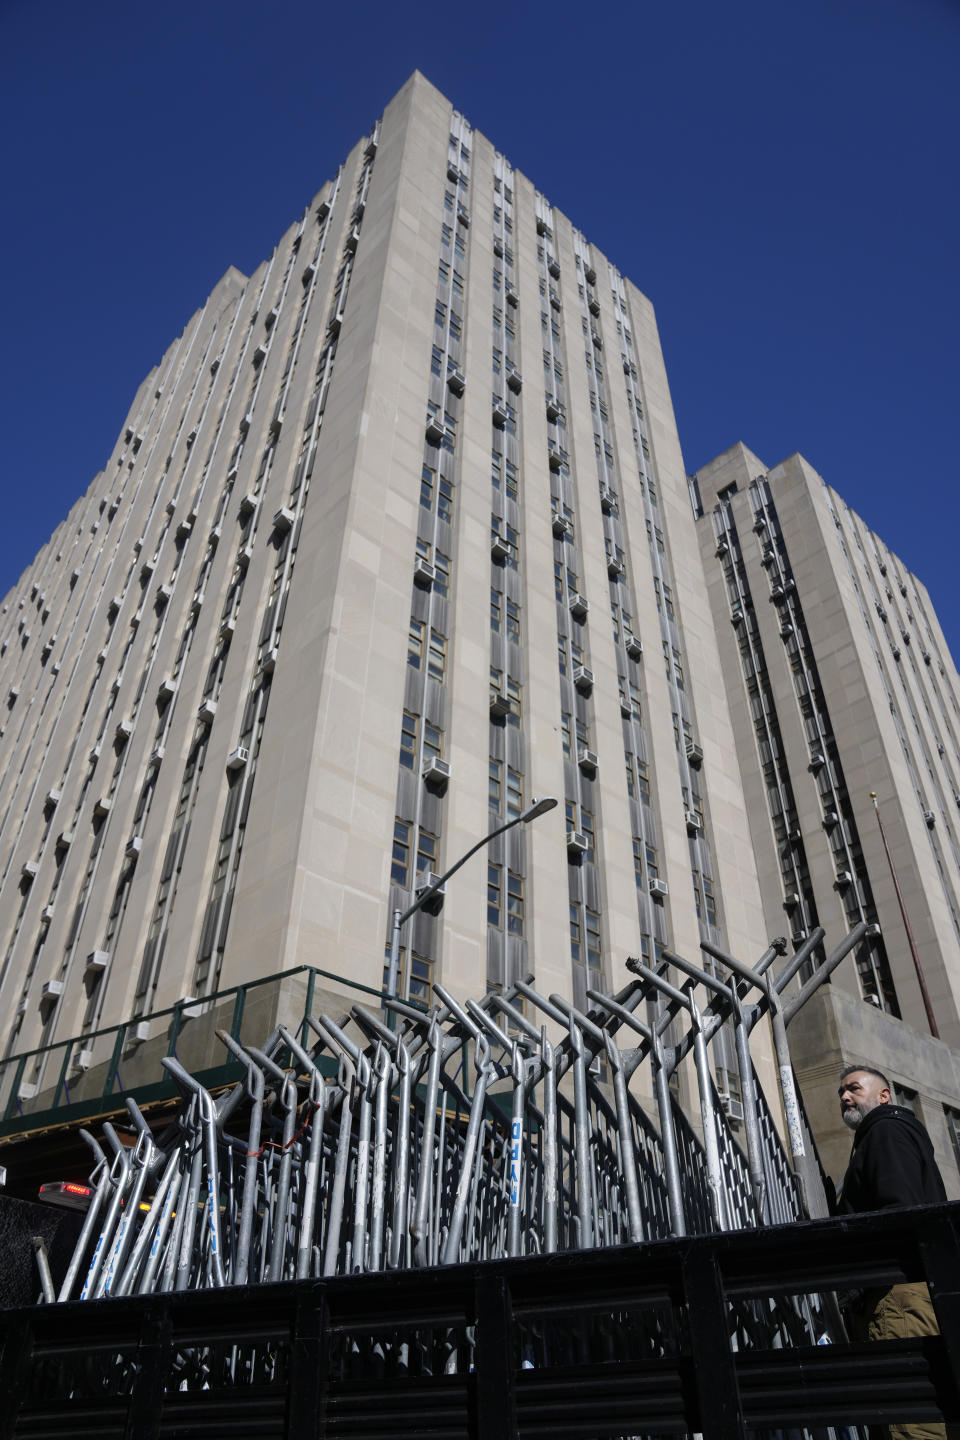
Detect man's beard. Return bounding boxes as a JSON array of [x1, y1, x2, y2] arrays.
[[842, 1105, 865, 1129]]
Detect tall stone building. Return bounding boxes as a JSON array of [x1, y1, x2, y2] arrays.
[[0, 73, 957, 1189]]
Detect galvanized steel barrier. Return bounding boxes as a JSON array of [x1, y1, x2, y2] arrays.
[[39, 921, 873, 1308]]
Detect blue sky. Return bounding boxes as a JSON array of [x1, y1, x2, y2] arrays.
[[2, 0, 957, 655]]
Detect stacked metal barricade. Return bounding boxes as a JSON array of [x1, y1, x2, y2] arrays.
[[46, 921, 867, 1306]]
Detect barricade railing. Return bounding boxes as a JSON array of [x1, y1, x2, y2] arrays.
[[2, 1204, 958, 1439]]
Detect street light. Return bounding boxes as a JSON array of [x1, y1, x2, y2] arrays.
[[384, 796, 558, 1001]]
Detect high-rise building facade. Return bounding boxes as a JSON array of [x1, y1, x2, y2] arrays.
[[692, 444, 960, 1181], [0, 73, 957, 1186]]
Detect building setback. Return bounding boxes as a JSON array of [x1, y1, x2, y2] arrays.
[[0, 72, 957, 1186]]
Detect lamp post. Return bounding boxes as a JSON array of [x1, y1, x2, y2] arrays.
[[384, 796, 558, 1001]]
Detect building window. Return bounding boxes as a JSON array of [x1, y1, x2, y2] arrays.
[[585, 908, 602, 982], [488, 862, 502, 926], [632, 837, 644, 888], [426, 629, 446, 683], [505, 596, 521, 644], [507, 872, 524, 936], [408, 618, 425, 669], [392, 819, 412, 887], [423, 721, 442, 764], [506, 765, 523, 818], [570, 902, 582, 963], [561, 712, 572, 758], [491, 588, 502, 633], [399, 711, 418, 770], [383, 944, 434, 1007], [489, 757, 502, 812], [416, 828, 438, 879]]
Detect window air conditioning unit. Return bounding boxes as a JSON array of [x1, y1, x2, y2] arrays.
[[607, 556, 624, 579], [457, 207, 470, 228], [236, 544, 254, 570], [301, 261, 316, 285], [40, 905, 55, 924], [685, 741, 703, 768], [922, 651, 931, 664], [545, 395, 561, 421], [923, 810, 936, 828], [422, 756, 451, 788], [226, 746, 250, 772], [265, 306, 279, 328], [600, 487, 617, 515], [252, 343, 268, 366], [551, 513, 571, 539], [566, 830, 589, 856], [493, 237, 504, 258], [179, 995, 204, 1020], [219, 617, 237, 642], [271, 505, 295, 537], [129, 1021, 150, 1045], [41, 980, 64, 1002], [489, 691, 512, 719], [788, 826, 802, 842], [197, 699, 217, 726], [238, 492, 259, 520], [208, 523, 222, 548], [780, 623, 794, 639], [577, 748, 598, 776], [107, 596, 121, 619], [715, 540, 729, 558], [148, 744, 165, 770], [446, 368, 465, 396], [783, 892, 801, 910], [770, 584, 785, 601], [649, 877, 669, 899], [157, 676, 178, 703], [730, 606, 743, 625], [490, 533, 512, 563], [584, 265, 597, 284], [791, 930, 808, 945], [891, 646, 901, 661], [573, 665, 595, 694], [625, 634, 643, 661], [548, 257, 561, 279], [446, 161, 460, 182], [115, 719, 133, 744], [752, 515, 766, 534], [876, 603, 887, 621], [721, 1095, 744, 1122], [259, 647, 278, 675], [568, 593, 589, 621], [506, 287, 519, 308], [822, 810, 839, 827], [685, 811, 702, 835], [549, 289, 561, 311], [416, 874, 446, 915], [71, 1049, 94, 1073], [17, 1082, 38, 1101], [809, 752, 825, 770], [548, 446, 563, 472], [56, 829, 74, 851], [865, 923, 881, 938], [20, 860, 38, 882], [425, 414, 445, 445], [761, 548, 776, 568], [86, 950, 110, 976], [590, 331, 603, 349], [155, 583, 172, 609], [506, 370, 523, 393], [492, 401, 509, 428], [93, 796, 112, 819], [835, 870, 853, 888]]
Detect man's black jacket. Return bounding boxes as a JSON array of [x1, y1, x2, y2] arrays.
[[839, 1103, 947, 1213]]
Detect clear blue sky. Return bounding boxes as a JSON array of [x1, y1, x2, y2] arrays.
[[2, 0, 957, 656]]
